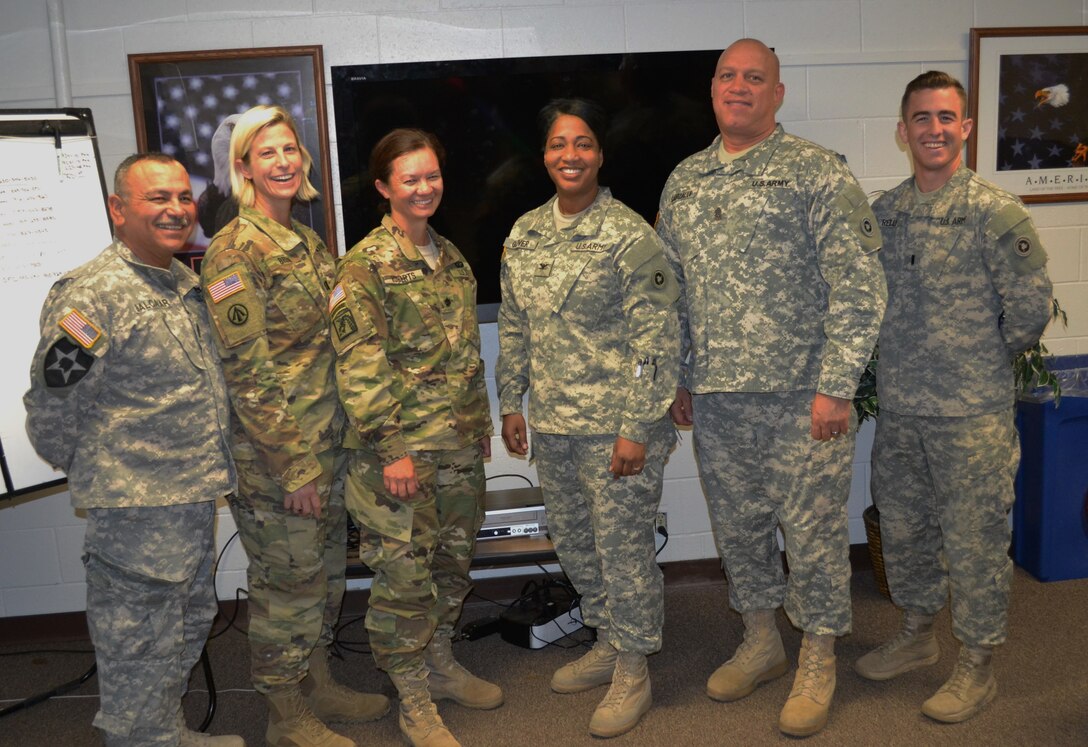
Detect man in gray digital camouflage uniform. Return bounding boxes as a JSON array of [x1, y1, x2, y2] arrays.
[[656, 39, 886, 737], [854, 71, 1053, 724], [24, 154, 242, 746]]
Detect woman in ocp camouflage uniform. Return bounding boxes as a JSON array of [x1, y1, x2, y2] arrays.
[[200, 105, 388, 747], [329, 129, 497, 747]]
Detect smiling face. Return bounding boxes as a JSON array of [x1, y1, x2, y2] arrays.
[[544, 113, 603, 213], [375, 146, 443, 231], [898, 86, 973, 192], [108, 159, 195, 268], [710, 40, 784, 151], [238, 122, 303, 222]]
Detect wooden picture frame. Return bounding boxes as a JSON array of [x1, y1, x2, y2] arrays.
[[128, 45, 337, 262], [968, 27, 1088, 204]]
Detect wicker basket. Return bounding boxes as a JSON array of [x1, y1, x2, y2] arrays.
[[862, 505, 891, 599]]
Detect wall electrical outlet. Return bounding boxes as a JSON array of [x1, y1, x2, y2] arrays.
[[655, 512, 667, 534]]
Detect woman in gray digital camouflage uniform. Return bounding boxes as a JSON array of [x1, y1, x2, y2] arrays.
[[497, 98, 680, 738]]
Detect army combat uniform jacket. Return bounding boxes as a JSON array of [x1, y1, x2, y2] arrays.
[[656, 126, 886, 400], [331, 215, 492, 465], [201, 206, 343, 492], [497, 188, 680, 442], [25, 240, 235, 508], [873, 166, 1052, 416]]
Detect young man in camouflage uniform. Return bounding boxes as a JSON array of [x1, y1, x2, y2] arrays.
[[854, 71, 1053, 724], [24, 154, 242, 746], [656, 39, 886, 737]]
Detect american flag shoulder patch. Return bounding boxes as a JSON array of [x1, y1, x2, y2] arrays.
[[328, 282, 346, 312], [207, 271, 246, 303], [59, 308, 101, 349]]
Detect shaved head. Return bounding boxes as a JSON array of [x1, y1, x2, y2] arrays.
[[719, 39, 781, 86]]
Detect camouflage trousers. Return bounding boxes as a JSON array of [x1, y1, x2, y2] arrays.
[[872, 409, 1019, 647], [229, 447, 347, 692], [693, 390, 855, 635], [534, 418, 675, 654], [83, 500, 218, 746], [347, 444, 485, 674]]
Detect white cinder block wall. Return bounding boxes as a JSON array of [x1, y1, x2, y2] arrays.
[[1, 0, 1086, 617]]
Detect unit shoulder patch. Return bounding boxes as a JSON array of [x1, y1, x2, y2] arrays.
[[42, 337, 96, 388]]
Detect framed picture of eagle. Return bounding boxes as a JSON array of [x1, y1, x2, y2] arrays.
[[969, 27, 1088, 203], [127, 45, 337, 268]]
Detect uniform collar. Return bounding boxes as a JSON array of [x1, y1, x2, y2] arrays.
[[381, 213, 447, 269], [697, 125, 785, 176], [894, 164, 972, 214], [527, 187, 613, 240], [239, 204, 308, 254], [111, 239, 198, 294]]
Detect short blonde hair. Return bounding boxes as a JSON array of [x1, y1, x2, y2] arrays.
[[229, 105, 320, 208]]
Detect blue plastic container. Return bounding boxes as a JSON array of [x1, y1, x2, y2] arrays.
[[1013, 354, 1088, 582]]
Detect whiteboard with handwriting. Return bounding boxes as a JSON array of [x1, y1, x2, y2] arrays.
[[0, 110, 111, 496]]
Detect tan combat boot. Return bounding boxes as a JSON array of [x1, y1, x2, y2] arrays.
[[921, 645, 996, 723], [779, 632, 836, 737], [178, 711, 245, 746], [706, 609, 788, 701], [390, 668, 461, 747], [551, 630, 619, 693], [265, 685, 356, 747], [588, 652, 652, 738], [301, 646, 390, 722], [424, 633, 504, 709], [855, 610, 939, 681]]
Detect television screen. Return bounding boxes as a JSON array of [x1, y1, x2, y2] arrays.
[[332, 50, 721, 321]]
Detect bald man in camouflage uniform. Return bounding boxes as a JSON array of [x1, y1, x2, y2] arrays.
[[656, 39, 886, 737], [202, 202, 388, 745], [855, 71, 1053, 724], [331, 213, 495, 746], [24, 154, 241, 746], [498, 180, 680, 737]]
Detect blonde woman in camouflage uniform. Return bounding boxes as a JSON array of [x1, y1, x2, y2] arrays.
[[201, 106, 389, 747], [329, 129, 497, 747], [497, 99, 680, 739]]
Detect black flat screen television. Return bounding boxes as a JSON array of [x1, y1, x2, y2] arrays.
[[332, 49, 721, 322]]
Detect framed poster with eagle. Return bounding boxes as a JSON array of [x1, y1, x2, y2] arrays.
[[969, 27, 1088, 204]]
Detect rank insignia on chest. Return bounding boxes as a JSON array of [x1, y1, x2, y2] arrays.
[[58, 308, 101, 349], [207, 271, 246, 303], [533, 260, 553, 277]]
